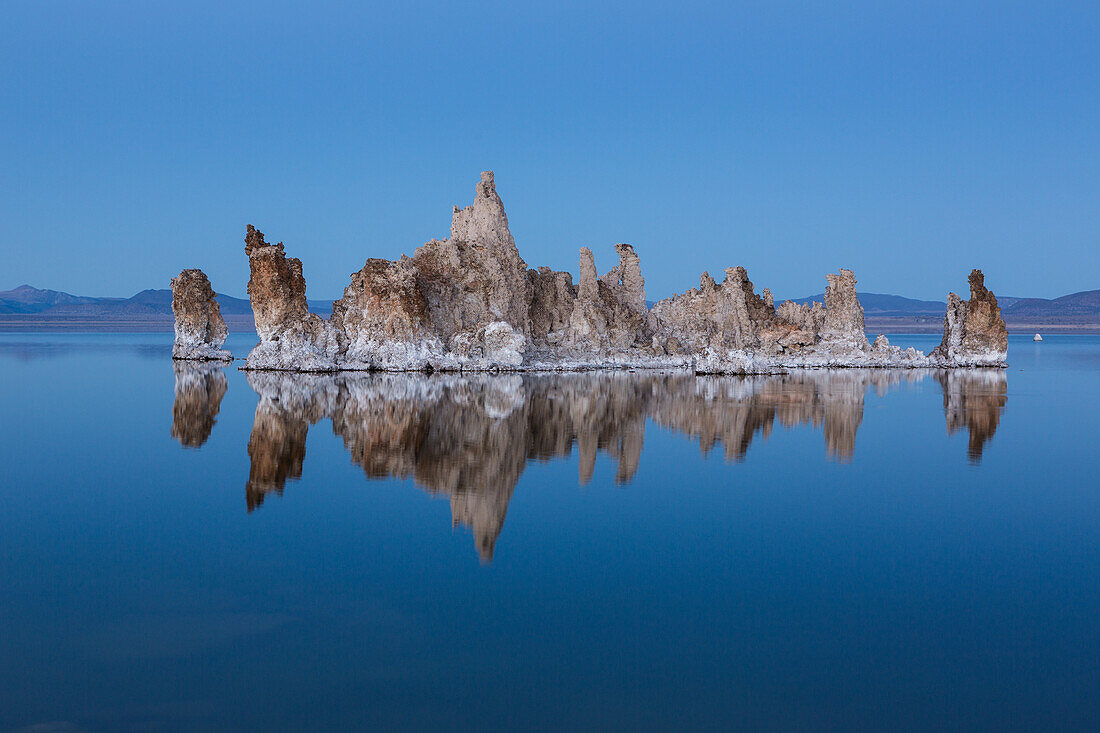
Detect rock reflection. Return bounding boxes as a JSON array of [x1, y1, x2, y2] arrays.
[[171, 361, 227, 448], [648, 371, 885, 463], [937, 369, 1008, 463], [238, 369, 1007, 560], [245, 375, 339, 511]]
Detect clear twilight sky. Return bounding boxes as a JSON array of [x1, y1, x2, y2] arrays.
[[1, 1, 1097, 301]]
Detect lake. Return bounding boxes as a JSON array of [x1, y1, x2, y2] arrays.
[[1, 333, 1097, 731]]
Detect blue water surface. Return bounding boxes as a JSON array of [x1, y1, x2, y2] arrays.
[[0, 333, 1097, 732]]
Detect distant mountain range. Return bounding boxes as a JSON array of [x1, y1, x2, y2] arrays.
[[785, 290, 1100, 330], [0, 285, 332, 318], [781, 290, 1100, 318], [4, 284, 1099, 332]]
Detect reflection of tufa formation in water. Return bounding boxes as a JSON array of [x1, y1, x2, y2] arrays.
[[220, 370, 1004, 561], [171, 361, 228, 447], [937, 370, 1008, 463]]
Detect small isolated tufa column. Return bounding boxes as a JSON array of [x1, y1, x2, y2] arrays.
[[170, 269, 232, 361]]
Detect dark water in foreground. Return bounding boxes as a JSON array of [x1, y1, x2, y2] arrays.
[[1, 333, 1098, 731]]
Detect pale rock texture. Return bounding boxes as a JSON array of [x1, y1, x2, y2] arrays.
[[170, 269, 231, 361], [649, 266, 815, 363], [650, 263, 1009, 371], [565, 244, 651, 351], [323, 171, 534, 370], [527, 266, 576, 344], [599, 242, 647, 313], [777, 299, 826, 334], [244, 225, 342, 371], [448, 321, 527, 367], [821, 269, 869, 348]]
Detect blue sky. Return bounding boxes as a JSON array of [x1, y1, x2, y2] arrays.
[[2, 0, 1097, 300]]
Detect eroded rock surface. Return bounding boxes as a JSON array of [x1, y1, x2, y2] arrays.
[[563, 244, 652, 352], [527, 266, 576, 344], [238, 172, 1007, 373], [170, 269, 231, 361], [650, 266, 817, 368], [650, 266, 913, 372], [331, 256, 443, 370], [411, 171, 531, 349], [777, 299, 826, 335], [244, 226, 342, 371], [822, 269, 869, 348], [931, 270, 1009, 366]]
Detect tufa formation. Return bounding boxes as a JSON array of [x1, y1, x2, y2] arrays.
[[233, 172, 1008, 373], [930, 269, 1009, 366], [170, 269, 231, 361]]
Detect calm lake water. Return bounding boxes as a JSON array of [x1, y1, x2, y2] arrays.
[[1, 333, 1098, 731]]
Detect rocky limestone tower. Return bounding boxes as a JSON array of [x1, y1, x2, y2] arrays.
[[566, 244, 650, 351], [599, 242, 647, 314], [821, 269, 869, 348], [960, 270, 1008, 355], [577, 247, 600, 301], [931, 269, 1008, 365], [170, 269, 231, 361], [243, 225, 342, 371], [720, 266, 773, 349], [566, 247, 608, 347], [411, 171, 530, 364]]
